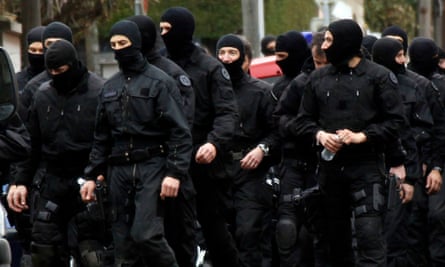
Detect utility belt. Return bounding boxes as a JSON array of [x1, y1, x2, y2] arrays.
[[108, 145, 167, 165]]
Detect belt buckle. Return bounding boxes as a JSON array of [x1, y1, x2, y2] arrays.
[[231, 151, 243, 161]]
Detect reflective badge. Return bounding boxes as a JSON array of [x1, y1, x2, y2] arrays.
[[178, 75, 192, 87], [389, 72, 398, 85], [221, 68, 231, 81]]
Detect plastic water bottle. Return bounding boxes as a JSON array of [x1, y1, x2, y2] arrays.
[[321, 135, 339, 161], [321, 148, 335, 161]]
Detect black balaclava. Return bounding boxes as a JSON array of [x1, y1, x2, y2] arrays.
[[110, 20, 146, 75], [26, 26, 46, 73], [216, 34, 245, 81], [160, 6, 196, 60], [372, 37, 405, 74], [362, 35, 378, 57], [325, 19, 363, 67], [261, 35, 276, 56], [45, 39, 87, 93], [42, 21, 73, 52], [275, 31, 311, 77], [408, 37, 439, 78], [382, 25, 408, 55], [127, 15, 157, 56]]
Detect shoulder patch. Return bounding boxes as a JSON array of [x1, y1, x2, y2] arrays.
[[221, 68, 231, 81], [389, 72, 398, 85], [178, 75, 192, 87]]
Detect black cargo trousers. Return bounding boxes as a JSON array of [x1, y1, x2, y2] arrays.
[[108, 157, 178, 267]]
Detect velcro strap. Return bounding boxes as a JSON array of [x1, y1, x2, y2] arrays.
[[36, 211, 51, 221]]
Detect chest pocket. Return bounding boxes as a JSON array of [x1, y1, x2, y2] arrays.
[[125, 87, 159, 124], [319, 85, 363, 131], [399, 84, 416, 123], [102, 88, 123, 127]]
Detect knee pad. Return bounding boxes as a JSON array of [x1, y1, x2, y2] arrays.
[[78, 240, 105, 267], [276, 218, 297, 250]]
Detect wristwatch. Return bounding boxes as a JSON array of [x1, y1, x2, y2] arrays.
[[258, 144, 269, 156]]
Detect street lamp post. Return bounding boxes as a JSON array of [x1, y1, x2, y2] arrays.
[[135, 0, 144, 15]]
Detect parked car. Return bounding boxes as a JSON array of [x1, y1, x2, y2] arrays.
[[249, 55, 282, 83], [250, 31, 313, 84]]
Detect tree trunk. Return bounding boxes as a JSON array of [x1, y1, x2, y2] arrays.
[[85, 21, 99, 74], [20, 0, 41, 69]]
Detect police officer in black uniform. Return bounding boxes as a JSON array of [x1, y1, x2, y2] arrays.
[[216, 34, 278, 267], [408, 37, 445, 267], [373, 37, 434, 267], [126, 15, 195, 127], [289, 19, 405, 266], [8, 39, 106, 267], [160, 7, 239, 267], [274, 31, 329, 267], [19, 21, 73, 123], [126, 14, 197, 267], [80, 20, 192, 267]]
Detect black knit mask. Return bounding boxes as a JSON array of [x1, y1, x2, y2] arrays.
[[127, 15, 158, 55], [160, 7, 195, 58], [324, 19, 363, 66], [45, 39, 85, 93], [42, 22, 73, 52], [408, 37, 439, 78], [275, 31, 311, 77], [26, 26, 45, 72], [372, 37, 404, 74], [382, 25, 408, 54], [216, 34, 245, 81], [110, 20, 146, 73]]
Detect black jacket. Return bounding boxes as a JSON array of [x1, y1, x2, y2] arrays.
[[230, 73, 277, 152], [146, 51, 195, 128], [14, 71, 104, 186], [18, 71, 50, 124], [290, 58, 405, 160], [84, 62, 192, 181], [276, 65, 317, 165], [386, 68, 434, 184], [167, 46, 238, 150]]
